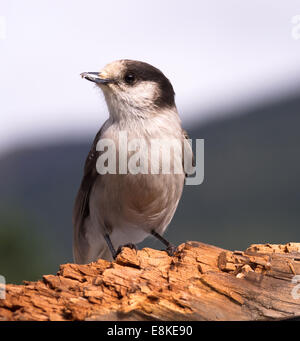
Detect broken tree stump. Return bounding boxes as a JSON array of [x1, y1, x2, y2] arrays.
[[0, 241, 300, 321]]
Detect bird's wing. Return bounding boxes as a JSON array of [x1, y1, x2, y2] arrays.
[[72, 122, 107, 263], [182, 128, 195, 177]]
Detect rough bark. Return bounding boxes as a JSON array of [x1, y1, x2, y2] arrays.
[[0, 241, 300, 321]]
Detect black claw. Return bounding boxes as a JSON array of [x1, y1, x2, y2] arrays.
[[151, 230, 178, 257], [166, 244, 178, 257], [114, 243, 137, 259]]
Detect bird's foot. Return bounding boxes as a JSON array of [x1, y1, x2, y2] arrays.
[[114, 243, 137, 259], [165, 244, 178, 257]]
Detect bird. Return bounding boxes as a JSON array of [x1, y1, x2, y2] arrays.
[[73, 59, 193, 263]]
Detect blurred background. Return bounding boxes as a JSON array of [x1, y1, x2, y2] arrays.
[[1, 0, 300, 283]]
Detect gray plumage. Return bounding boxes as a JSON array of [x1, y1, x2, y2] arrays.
[[73, 60, 192, 263]]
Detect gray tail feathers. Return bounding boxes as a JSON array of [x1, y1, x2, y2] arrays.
[[97, 246, 114, 262], [73, 228, 113, 264], [72, 228, 90, 264]]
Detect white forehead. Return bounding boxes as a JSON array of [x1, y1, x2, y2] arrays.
[[99, 60, 127, 79]]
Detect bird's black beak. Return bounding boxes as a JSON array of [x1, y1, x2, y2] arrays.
[[80, 72, 113, 84]]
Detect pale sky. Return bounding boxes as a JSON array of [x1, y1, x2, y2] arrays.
[[1, 0, 300, 153]]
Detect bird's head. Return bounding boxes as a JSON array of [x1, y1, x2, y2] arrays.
[[81, 60, 176, 120]]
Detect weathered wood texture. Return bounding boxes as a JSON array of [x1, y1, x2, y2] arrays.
[[0, 242, 300, 321]]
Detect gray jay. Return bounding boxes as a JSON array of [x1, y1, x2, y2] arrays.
[[73, 59, 193, 263]]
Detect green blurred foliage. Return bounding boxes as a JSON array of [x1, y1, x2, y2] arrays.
[[0, 207, 53, 284]]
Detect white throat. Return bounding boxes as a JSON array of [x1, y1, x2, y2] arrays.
[[102, 81, 164, 122]]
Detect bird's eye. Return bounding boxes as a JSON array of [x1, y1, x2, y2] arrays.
[[124, 73, 136, 85]]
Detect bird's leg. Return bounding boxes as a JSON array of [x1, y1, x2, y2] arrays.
[[104, 234, 118, 259], [104, 234, 137, 259], [151, 230, 178, 256]]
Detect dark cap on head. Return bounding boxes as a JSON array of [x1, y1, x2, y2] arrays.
[[123, 60, 175, 108]]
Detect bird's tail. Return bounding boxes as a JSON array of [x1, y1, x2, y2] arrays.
[[73, 229, 113, 264]]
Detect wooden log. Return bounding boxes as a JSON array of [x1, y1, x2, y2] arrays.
[[0, 241, 300, 321]]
